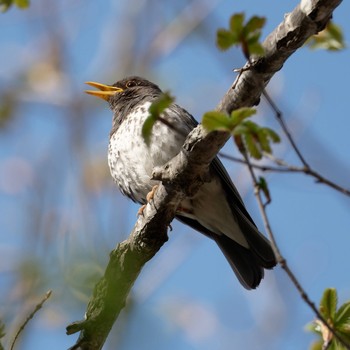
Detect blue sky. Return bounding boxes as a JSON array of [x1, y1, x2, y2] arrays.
[[0, 1, 349, 349]]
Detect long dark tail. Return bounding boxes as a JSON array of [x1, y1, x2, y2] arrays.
[[176, 214, 276, 289], [213, 233, 275, 289]]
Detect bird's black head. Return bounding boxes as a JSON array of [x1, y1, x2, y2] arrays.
[[111, 76, 161, 94], [85, 76, 162, 107], [85, 76, 163, 133], [108, 76, 162, 112]]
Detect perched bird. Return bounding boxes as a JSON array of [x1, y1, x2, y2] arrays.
[[85, 76, 276, 289]]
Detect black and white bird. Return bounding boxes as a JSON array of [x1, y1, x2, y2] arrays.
[[85, 76, 276, 289]]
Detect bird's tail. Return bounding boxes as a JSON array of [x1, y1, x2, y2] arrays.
[[213, 226, 276, 290], [176, 213, 276, 289]]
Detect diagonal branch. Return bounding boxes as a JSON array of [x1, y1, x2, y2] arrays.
[[66, 1, 342, 349]]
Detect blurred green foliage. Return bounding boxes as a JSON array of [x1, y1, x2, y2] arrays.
[[0, 0, 29, 12], [217, 13, 266, 58], [0, 320, 5, 350], [202, 108, 280, 159], [307, 288, 350, 349], [307, 21, 345, 51], [0, 94, 15, 130]]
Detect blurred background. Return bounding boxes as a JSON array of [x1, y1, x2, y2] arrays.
[[0, 0, 349, 349]]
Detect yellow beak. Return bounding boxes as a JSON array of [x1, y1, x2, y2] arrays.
[[85, 81, 123, 101]]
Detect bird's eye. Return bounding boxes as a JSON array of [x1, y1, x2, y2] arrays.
[[126, 81, 137, 88]]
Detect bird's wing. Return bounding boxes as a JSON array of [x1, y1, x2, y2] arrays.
[[210, 157, 257, 227], [168, 104, 257, 227], [169, 105, 276, 288]]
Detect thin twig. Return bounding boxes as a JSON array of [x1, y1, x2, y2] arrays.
[[262, 89, 310, 168], [10, 290, 52, 350], [262, 90, 350, 196], [241, 148, 350, 350], [264, 153, 350, 196], [219, 152, 298, 172], [219, 151, 350, 196]]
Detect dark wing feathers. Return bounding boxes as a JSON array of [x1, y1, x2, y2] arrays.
[[172, 105, 277, 288], [211, 158, 276, 269]]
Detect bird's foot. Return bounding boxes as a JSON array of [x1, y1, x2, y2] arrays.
[[146, 185, 159, 202], [137, 185, 159, 217], [137, 204, 147, 217]]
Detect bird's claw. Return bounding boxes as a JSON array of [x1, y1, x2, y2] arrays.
[[137, 204, 146, 217], [137, 185, 159, 217], [146, 185, 159, 202]]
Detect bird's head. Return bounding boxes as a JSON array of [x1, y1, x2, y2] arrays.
[[85, 76, 163, 132], [85, 76, 162, 108]]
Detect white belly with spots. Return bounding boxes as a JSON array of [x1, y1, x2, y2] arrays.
[[108, 101, 187, 203]]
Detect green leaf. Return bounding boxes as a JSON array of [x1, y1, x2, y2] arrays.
[[232, 119, 280, 157], [309, 340, 323, 350], [203, 108, 256, 133], [0, 0, 11, 11], [265, 128, 281, 143], [335, 302, 350, 328], [244, 16, 266, 34], [337, 324, 350, 338], [244, 120, 260, 133], [328, 341, 343, 350], [230, 107, 256, 125], [307, 21, 345, 51], [247, 42, 265, 56], [0, 99, 14, 129], [229, 13, 244, 35], [232, 124, 249, 137], [257, 129, 271, 153], [1, 0, 29, 11], [148, 91, 174, 117], [141, 115, 156, 146], [243, 16, 265, 57], [307, 291, 350, 350], [244, 133, 262, 159], [202, 111, 233, 132], [246, 31, 261, 44], [328, 23, 345, 45], [258, 176, 271, 202], [217, 29, 236, 51], [142, 92, 174, 146], [244, 23, 265, 57], [14, 0, 29, 8], [257, 127, 280, 154], [216, 13, 266, 57], [320, 288, 338, 322]]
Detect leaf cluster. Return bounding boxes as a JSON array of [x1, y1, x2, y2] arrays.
[[307, 21, 345, 51], [308, 288, 350, 350], [217, 13, 266, 58], [0, 0, 29, 12], [202, 108, 280, 159]]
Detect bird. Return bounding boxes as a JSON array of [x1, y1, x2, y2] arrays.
[[85, 76, 276, 289]]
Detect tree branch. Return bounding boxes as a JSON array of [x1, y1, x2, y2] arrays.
[[66, 0, 343, 349]]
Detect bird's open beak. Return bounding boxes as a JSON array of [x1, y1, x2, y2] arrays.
[[85, 81, 123, 101]]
